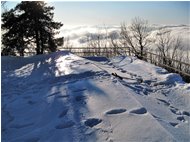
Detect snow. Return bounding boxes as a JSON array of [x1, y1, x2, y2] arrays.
[[2, 51, 190, 142]]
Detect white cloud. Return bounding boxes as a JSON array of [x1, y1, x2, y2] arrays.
[[58, 24, 190, 49]]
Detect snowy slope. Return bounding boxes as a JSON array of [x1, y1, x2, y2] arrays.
[[2, 51, 190, 142]]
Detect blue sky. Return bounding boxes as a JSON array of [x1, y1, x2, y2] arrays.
[[4, 1, 190, 26]]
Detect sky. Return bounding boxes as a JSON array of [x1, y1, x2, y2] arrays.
[[3, 1, 190, 26]]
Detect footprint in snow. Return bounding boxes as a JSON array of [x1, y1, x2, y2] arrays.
[[121, 70, 127, 73], [134, 85, 144, 90], [143, 80, 152, 85], [28, 100, 36, 105], [170, 106, 190, 117], [59, 109, 68, 118], [169, 122, 178, 127], [177, 116, 186, 122], [144, 79, 157, 85], [75, 95, 86, 102], [105, 108, 127, 115], [157, 98, 170, 106], [85, 62, 90, 64], [129, 107, 147, 115], [117, 68, 126, 73], [128, 72, 137, 77], [84, 118, 102, 128], [169, 108, 181, 115], [151, 114, 161, 119], [182, 111, 190, 117], [55, 121, 75, 129], [142, 88, 153, 95]]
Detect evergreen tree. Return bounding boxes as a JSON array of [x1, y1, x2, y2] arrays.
[[1, 1, 63, 56]]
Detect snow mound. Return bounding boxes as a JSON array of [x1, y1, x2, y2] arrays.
[[156, 73, 184, 85]]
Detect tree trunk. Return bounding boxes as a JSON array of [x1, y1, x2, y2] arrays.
[[20, 48, 24, 56], [140, 46, 143, 58], [35, 30, 41, 55], [40, 31, 44, 54], [20, 37, 25, 56]]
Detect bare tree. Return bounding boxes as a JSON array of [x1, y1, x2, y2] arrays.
[[120, 17, 151, 59], [156, 29, 172, 64], [86, 28, 110, 56], [63, 37, 73, 51], [184, 51, 190, 74], [109, 31, 125, 56], [156, 29, 183, 66]]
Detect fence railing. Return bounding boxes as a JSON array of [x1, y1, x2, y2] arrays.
[[139, 51, 190, 82], [64, 47, 129, 57], [23, 47, 190, 82], [64, 47, 190, 82]]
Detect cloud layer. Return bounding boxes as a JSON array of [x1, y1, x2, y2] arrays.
[[58, 24, 190, 50]]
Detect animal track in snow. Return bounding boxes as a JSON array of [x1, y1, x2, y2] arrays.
[[84, 118, 102, 127], [105, 108, 127, 115], [129, 107, 147, 115], [55, 121, 75, 129]]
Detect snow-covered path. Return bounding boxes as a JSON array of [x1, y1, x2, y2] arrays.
[[91, 56, 190, 142], [2, 52, 190, 142]]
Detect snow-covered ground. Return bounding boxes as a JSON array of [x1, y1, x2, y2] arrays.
[[2, 51, 190, 142]]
